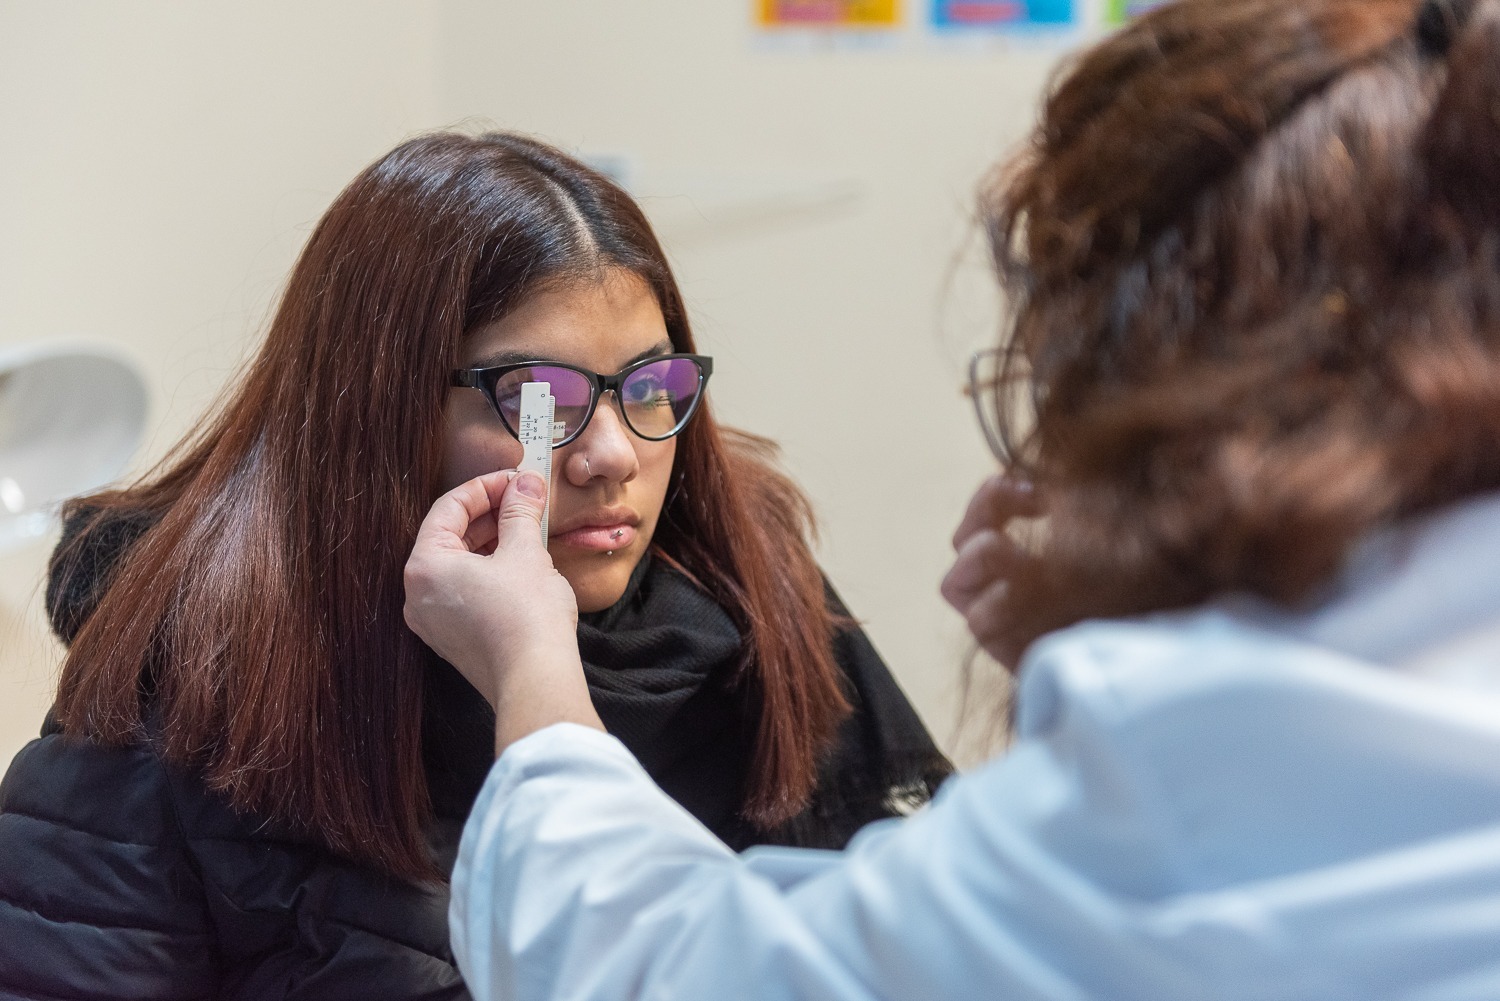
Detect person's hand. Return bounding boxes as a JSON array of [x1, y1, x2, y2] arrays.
[[940, 476, 1044, 667], [404, 469, 603, 752]]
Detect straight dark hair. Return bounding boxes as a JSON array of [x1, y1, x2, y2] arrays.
[[982, 0, 1500, 656], [52, 131, 850, 881]]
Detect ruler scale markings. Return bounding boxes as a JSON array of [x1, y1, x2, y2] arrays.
[[517, 382, 556, 544]]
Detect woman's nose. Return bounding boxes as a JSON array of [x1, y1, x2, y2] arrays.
[[562, 395, 639, 487]]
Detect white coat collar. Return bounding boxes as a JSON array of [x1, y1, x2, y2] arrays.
[[1224, 490, 1500, 685]]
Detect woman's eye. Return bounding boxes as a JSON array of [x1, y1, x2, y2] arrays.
[[623, 377, 666, 405], [495, 388, 525, 421]]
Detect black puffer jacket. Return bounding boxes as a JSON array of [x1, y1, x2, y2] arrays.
[[0, 511, 951, 999], [2, 717, 468, 1000]]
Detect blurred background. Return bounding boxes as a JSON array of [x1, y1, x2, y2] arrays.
[[0, 1, 1093, 769]]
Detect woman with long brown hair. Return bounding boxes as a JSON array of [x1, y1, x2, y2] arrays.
[[404, 0, 1500, 997], [0, 131, 950, 998]]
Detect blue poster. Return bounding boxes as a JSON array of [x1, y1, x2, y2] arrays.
[[931, 0, 1074, 28]]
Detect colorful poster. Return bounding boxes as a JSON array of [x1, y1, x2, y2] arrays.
[[931, 0, 1075, 28], [759, 0, 902, 26], [1104, 0, 1168, 24], [930, 0, 1074, 27]]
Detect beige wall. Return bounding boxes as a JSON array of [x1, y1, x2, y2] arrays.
[[1, 1, 1065, 769]]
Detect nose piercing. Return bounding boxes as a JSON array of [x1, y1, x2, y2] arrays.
[[584, 456, 593, 478]]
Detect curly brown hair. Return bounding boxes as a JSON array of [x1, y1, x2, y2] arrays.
[[983, 0, 1500, 656]]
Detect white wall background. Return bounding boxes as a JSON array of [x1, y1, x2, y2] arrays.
[[0, 1, 1072, 770]]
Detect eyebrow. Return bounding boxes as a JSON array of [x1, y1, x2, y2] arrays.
[[466, 340, 674, 372]]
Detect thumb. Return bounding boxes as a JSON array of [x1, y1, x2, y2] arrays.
[[494, 469, 549, 548]]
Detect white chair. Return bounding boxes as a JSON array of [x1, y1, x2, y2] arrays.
[[0, 342, 148, 554]]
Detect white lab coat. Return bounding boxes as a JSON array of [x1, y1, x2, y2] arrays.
[[452, 491, 1500, 1001]]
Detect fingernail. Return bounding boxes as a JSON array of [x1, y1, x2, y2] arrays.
[[515, 470, 546, 499]]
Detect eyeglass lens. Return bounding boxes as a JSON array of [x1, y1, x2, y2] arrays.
[[491, 358, 705, 441]]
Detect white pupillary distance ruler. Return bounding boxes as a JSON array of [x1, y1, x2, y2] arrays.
[[517, 382, 562, 544]]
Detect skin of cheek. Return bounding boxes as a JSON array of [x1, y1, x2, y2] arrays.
[[551, 434, 676, 614]]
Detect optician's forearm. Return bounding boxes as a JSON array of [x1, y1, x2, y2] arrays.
[[489, 654, 603, 755], [447, 723, 1150, 1001], [448, 712, 1214, 1001], [450, 725, 877, 1001]]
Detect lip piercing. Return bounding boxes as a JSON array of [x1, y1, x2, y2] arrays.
[[610, 529, 624, 541]]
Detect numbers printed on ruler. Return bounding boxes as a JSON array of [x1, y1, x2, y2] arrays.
[[517, 382, 558, 544]]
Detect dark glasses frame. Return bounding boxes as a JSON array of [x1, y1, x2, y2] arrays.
[[966, 347, 1012, 465], [451, 352, 714, 448]]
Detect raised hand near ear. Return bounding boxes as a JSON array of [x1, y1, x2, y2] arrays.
[[940, 476, 1044, 669]]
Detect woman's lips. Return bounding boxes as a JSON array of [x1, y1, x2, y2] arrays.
[[551, 523, 638, 552]]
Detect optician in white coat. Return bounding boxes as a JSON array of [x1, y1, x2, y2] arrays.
[[400, 0, 1500, 996], [430, 482, 1500, 1001]]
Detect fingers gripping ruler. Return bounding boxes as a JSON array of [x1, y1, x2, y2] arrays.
[[518, 382, 563, 544]]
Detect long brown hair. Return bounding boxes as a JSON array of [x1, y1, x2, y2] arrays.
[[983, 0, 1500, 655], [52, 131, 849, 881]]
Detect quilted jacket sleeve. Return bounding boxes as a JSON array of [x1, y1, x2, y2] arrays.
[[0, 727, 219, 1001]]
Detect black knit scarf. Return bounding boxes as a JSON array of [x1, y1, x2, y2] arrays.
[[424, 551, 954, 849], [52, 509, 952, 852]]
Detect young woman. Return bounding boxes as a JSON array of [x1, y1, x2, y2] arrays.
[[406, 0, 1500, 997], [0, 132, 950, 999]]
